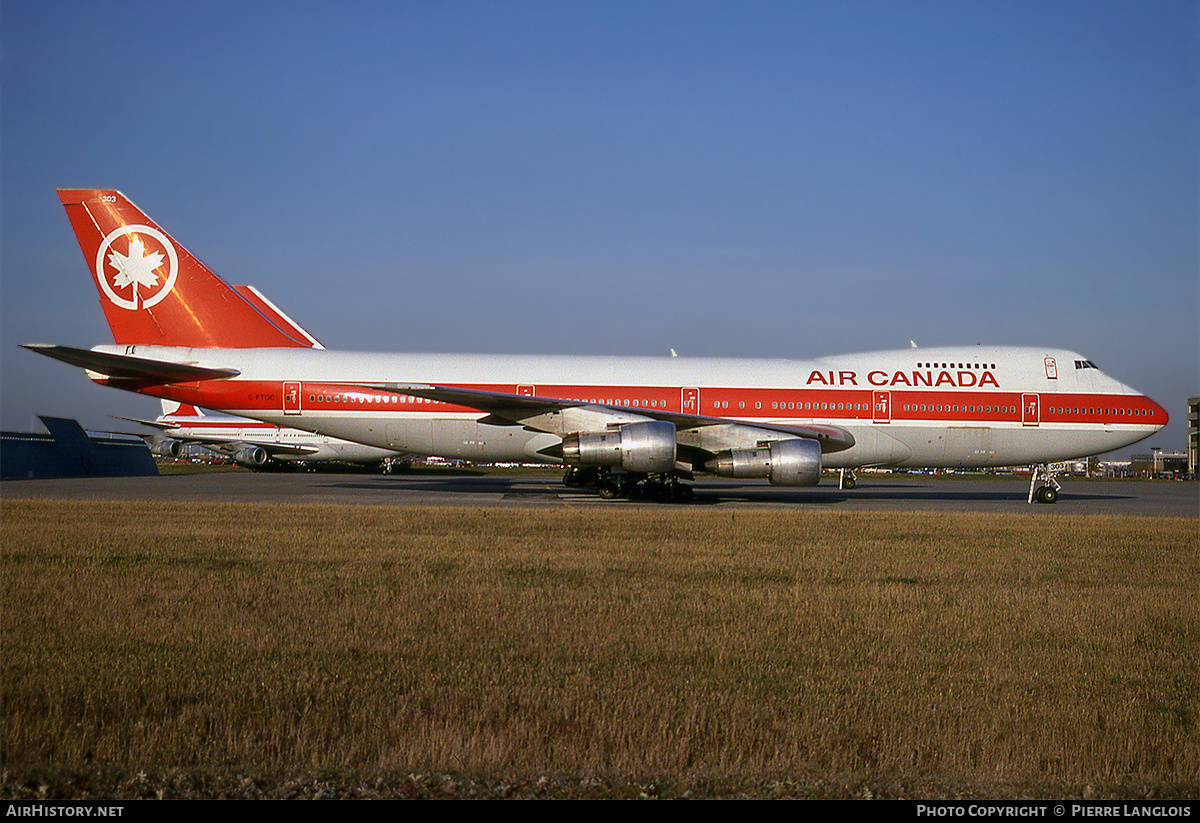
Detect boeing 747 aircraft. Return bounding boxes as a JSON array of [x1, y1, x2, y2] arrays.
[[26, 189, 1168, 502]]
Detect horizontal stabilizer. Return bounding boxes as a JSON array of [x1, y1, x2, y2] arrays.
[[115, 415, 176, 430], [22, 344, 240, 384]]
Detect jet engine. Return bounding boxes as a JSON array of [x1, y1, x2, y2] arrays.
[[146, 436, 184, 458], [232, 445, 269, 469], [709, 438, 822, 486], [560, 420, 676, 474]]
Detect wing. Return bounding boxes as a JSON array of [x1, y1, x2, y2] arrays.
[[368, 382, 855, 459], [185, 438, 320, 458], [137, 431, 320, 460]]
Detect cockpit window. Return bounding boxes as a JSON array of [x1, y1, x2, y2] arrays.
[[1074, 360, 1098, 370]]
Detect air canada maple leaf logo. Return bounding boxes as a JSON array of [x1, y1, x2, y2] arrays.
[[95, 225, 179, 310]]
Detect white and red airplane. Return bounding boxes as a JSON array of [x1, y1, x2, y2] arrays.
[[127, 401, 403, 470], [26, 189, 1168, 503]]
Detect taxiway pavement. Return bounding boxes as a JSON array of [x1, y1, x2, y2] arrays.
[[2, 471, 1195, 518]]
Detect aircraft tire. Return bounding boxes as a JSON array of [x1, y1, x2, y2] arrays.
[[1037, 485, 1058, 504]]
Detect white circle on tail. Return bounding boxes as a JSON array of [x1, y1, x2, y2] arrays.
[[95, 224, 179, 310]]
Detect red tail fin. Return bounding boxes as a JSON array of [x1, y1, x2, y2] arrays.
[[57, 189, 312, 348]]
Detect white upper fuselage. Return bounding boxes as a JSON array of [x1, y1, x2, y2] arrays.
[[91, 343, 1166, 470]]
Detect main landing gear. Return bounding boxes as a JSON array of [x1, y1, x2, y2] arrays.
[[563, 467, 695, 503], [1028, 463, 1062, 504]]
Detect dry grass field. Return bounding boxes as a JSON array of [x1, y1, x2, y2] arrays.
[[1, 498, 1195, 799]]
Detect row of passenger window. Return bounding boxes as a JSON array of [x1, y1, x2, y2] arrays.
[[706, 401, 883, 411], [1048, 406, 1154, 417], [768, 401, 867, 411], [569, 398, 668, 408], [903, 404, 1013, 413], [916, 362, 996, 370], [301, 392, 1154, 419], [310, 393, 410, 404]]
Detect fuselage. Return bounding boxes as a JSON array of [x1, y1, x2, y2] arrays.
[[92, 343, 1166, 470]]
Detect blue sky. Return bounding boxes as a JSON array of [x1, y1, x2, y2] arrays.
[[2, 1, 1196, 459]]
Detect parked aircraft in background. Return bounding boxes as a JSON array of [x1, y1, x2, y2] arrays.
[[127, 401, 402, 470], [26, 189, 1168, 503]]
